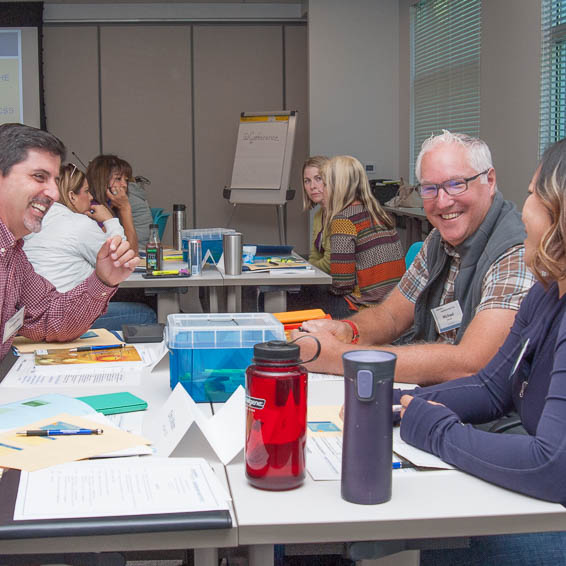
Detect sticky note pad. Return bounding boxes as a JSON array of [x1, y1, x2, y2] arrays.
[[77, 392, 147, 415], [307, 421, 340, 432]]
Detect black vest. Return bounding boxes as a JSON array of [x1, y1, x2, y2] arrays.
[[408, 191, 526, 344]]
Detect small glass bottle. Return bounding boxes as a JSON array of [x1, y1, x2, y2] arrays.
[[146, 223, 163, 273], [245, 340, 308, 490]]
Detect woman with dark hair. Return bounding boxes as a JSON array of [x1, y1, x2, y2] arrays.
[[86, 154, 139, 252], [398, 138, 566, 562]]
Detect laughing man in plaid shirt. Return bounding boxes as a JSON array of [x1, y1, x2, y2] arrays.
[[294, 131, 535, 385], [0, 123, 140, 362]]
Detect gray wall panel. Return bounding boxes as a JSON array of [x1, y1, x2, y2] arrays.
[[43, 25, 100, 166], [44, 21, 307, 250], [99, 25, 193, 245], [193, 24, 285, 245], [284, 24, 309, 254]]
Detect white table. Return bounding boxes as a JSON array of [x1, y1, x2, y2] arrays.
[[222, 262, 332, 313], [225, 379, 566, 566], [120, 264, 224, 322], [122, 259, 332, 319], [0, 355, 237, 566]]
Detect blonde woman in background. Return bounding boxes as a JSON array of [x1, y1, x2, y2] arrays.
[[24, 164, 126, 292], [23, 164, 156, 330], [302, 155, 331, 273], [321, 155, 405, 318]]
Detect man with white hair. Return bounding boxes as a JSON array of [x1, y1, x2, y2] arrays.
[[294, 131, 535, 384]]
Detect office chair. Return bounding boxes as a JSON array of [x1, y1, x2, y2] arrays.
[[405, 241, 423, 269]]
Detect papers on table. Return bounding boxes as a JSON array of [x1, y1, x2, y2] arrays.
[[12, 328, 123, 355], [134, 340, 169, 370], [306, 405, 453, 481], [308, 372, 343, 382], [392, 427, 454, 470], [0, 413, 150, 471], [106, 411, 145, 435], [0, 393, 96, 433], [13, 457, 230, 521], [34, 345, 142, 367], [146, 384, 245, 465], [0, 355, 142, 387]]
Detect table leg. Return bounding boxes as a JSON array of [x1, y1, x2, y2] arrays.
[[263, 289, 287, 312], [226, 285, 241, 313], [157, 291, 181, 323], [277, 204, 287, 245], [194, 547, 219, 566], [248, 544, 275, 566], [209, 287, 220, 313]]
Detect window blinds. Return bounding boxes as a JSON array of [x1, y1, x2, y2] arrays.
[[539, 0, 566, 156], [410, 0, 481, 182]]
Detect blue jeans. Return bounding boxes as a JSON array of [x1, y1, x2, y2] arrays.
[[90, 301, 157, 331], [421, 532, 566, 566]]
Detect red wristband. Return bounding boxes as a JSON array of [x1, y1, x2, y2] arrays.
[[343, 320, 360, 344]]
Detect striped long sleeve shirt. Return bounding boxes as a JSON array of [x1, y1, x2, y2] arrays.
[[329, 204, 405, 309]]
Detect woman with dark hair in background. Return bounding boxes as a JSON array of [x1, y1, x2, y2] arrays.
[[87, 154, 139, 252]]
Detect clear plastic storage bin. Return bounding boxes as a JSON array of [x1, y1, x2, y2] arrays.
[[166, 313, 285, 402], [181, 228, 236, 264]]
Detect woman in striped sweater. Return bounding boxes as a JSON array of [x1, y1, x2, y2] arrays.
[[321, 155, 405, 318]]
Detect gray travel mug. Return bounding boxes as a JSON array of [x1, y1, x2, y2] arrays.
[[172, 204, 186, 251], [341, 350, 396, 505], [223, 232, 243, 275]]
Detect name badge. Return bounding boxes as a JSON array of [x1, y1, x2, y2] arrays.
[[431, 301, 463, 334], [3, 307, 24, 344]]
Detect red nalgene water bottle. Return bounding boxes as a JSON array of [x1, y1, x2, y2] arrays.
[[245, 339, 317, 490]]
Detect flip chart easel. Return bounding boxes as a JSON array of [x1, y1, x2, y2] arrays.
[[223, 111, 297, 244]]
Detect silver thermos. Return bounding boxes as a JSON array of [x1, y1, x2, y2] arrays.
[[172, 204, 186, 251]]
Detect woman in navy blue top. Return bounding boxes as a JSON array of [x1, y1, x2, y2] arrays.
[[398, 139, 566, 563]]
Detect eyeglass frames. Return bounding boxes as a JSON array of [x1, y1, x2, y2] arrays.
[[417, 169, 490, 200]]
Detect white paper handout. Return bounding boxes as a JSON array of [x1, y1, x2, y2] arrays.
[[0, 355, 141, 387], [392, 427, 454, 470], [13, 457, 230, 521], [134, 341, 169, 370], [308, 372, 343, 382], [145, 384, 245, 465]]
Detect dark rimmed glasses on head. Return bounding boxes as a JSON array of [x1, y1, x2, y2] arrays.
[[417, 169, 490, 200]]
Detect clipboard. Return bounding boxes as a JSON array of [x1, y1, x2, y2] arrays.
[[0, 469, 232, 539], [0, 349, 18, 384]]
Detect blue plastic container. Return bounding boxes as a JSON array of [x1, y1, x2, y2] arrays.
[[181, 228, 236, 264], [166, 313, 285, 402]]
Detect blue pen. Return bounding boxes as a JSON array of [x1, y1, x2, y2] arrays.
[[392, 461, 417, 470], [16, 428, 103, 437], [69, 344, 126, 353]]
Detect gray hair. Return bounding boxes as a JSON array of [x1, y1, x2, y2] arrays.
[[0, 123, 66, 176], [415, 130, 493, 182]]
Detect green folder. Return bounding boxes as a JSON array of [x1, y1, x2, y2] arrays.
[[77, 392, 147, 415]]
